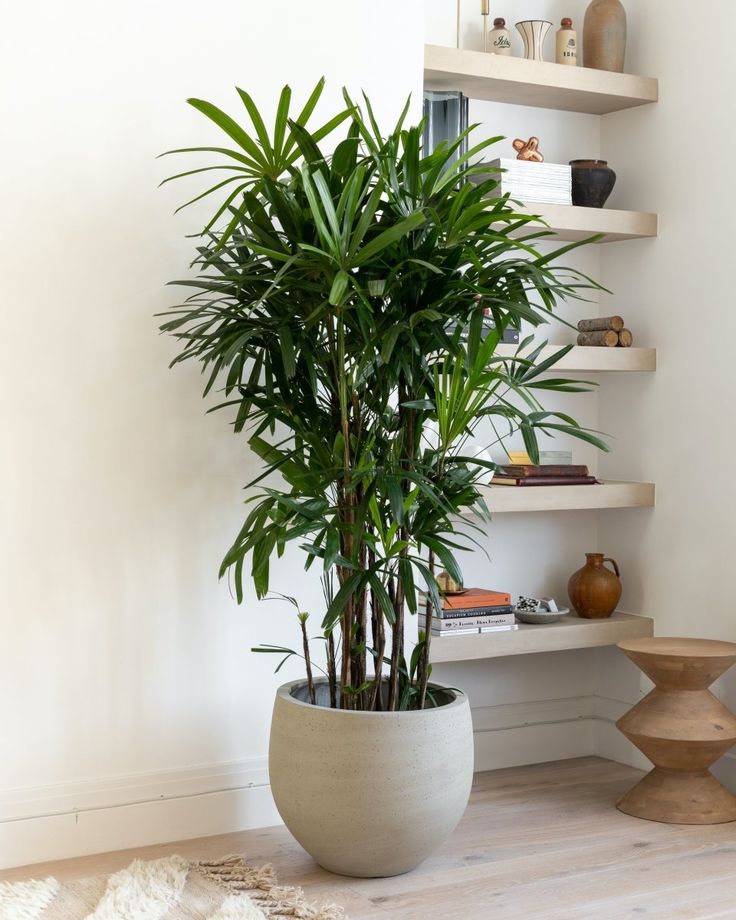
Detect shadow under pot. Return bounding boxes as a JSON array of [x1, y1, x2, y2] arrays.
[[569, 159, 616, 208]]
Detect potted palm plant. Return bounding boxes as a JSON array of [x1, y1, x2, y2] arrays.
[[160, 81, 605, 877]]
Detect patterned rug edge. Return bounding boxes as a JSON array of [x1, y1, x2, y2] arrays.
[[198, 856, 346, 920], [0, 856, 347, 920]]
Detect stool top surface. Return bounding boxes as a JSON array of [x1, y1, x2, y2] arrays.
[[618, 637, 736, 658]]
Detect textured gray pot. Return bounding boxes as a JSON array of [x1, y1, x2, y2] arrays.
[[268, 679, 474, 878]]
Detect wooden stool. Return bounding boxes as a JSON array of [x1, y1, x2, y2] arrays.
[[616, 637, 736, 824]]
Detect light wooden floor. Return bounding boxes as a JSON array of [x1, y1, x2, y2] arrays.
[[3, 757, 736, 919]]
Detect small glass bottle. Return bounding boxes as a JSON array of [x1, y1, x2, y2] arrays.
[[556, 17, 578, 65], [489, 17, 512, 55]]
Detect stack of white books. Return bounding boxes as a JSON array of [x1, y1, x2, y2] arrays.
[[485, 158, 572, 206]]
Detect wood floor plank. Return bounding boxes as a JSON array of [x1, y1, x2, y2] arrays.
[[2, 756, 735, 919]]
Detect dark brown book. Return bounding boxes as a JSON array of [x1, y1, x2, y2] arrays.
[[499, 464, 589, 478], [493, 475, 599, 486]]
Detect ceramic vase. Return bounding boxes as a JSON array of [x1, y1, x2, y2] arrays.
[[423, 90, 469, 165], [568, 552, 621, 619], [583, 0, 627, 72], [269, 678, 474, 878], [515, 20, 553, 62], [570, 159, 617, 208]]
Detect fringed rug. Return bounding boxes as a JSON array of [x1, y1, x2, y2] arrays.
[[0, 855, 346, 920]]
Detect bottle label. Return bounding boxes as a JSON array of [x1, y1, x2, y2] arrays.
[[492, 34, 511, 50]]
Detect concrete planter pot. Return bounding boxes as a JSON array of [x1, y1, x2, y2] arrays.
[[268, 679, 474, 878]]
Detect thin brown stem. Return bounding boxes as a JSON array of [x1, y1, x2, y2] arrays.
[[326, 628, 337, 708], [299, 615, 316, 705], [417, 550, 435, 711], [387, 575, 399, 711]]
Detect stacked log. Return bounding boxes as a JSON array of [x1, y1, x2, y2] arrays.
[[577, 315, 633, 347]]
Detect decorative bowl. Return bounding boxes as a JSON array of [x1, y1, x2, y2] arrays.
[[514, 606, 570, 624]]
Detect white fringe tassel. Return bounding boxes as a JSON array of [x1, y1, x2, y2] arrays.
[[85, 855, 189, 920], [206, 894, 268, 920], [0, 876, 59, 920]]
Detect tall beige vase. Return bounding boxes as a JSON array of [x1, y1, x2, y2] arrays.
[[583, 0, 627, 72], [268, 679, 474, 878]]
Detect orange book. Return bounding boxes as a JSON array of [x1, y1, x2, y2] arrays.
[[442, 587, 512, 609]]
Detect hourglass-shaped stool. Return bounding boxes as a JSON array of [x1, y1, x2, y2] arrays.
[[616, 637, 736, 824]]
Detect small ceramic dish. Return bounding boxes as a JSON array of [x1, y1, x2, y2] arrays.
[[514, 606, 570, 624]]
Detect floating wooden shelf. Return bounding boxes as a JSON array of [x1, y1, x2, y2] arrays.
[[480, 480, 655, 513], [495, 345, 657, 372], [503, 203, 658, 243], [429, 612, 654, 664], [424, 45, 658, 115]]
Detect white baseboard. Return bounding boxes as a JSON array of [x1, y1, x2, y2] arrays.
[[2, 700, 599, 870], [591, 693, 651, 771], [0, 758, 279, 871], [5, 696, 733, 871], [471, 696, 597, 771]]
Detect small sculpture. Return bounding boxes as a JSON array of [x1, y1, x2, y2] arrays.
[[436, 569, 463, 594], [512, 136, 544, 162]]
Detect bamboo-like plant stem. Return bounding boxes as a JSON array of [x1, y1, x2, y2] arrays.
[[375, 601, 386, 712], [387, 576, 399, 710], [326, 628, 337, 709], [417, 549, 435, 710], [335, 309, 356, 711], [299, 614, 316, 705], [322, 575, 338, 709]]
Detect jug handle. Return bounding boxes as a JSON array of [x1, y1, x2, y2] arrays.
[[604, 557, 620, 577]]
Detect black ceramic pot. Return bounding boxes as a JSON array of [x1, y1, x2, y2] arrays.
[[569, 159, 616, 208]]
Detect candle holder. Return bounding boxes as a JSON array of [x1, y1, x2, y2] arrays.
[[481, 0, 490, 52]]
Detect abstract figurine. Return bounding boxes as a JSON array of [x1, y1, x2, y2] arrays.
[[512, 137, 544, 162]]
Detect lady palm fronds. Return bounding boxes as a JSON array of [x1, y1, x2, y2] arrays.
[[160, 80, 607, 711]]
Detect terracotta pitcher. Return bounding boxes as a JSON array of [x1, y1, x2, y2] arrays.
[[568, 552, 621, 619]]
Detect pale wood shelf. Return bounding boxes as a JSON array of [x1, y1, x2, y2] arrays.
[[480, 480, 655, 513], [503, 203, 658, 243], [495, 345, 656, 372], [429, 612, 654, 664], [424, 44, 658, 115]]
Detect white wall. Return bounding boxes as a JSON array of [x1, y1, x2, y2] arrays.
[[0, 0, 424, 868], [3, 0, 717, 872], [595, 0, 736, 784]]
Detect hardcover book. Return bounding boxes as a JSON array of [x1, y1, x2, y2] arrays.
[[430, 624, 519, 636], [492, 475, 598, 486], [430, 605, 513, 620], [498, 464, 589, 478], [425, 612, 516, 629], [441, 587, 512, 609]]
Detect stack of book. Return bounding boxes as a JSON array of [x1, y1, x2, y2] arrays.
[[420, 587, 517, 637], [492, 464, 599, 487], [486, 158, 572, 206]]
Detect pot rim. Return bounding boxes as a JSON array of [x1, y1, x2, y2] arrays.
[[276, 678, 467, 716], [569, 159, 610, 166]]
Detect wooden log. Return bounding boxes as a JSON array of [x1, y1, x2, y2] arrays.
[[577, 330, 619, 347], [618, 329, 633, 347], [577, 315, 625, 333]]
